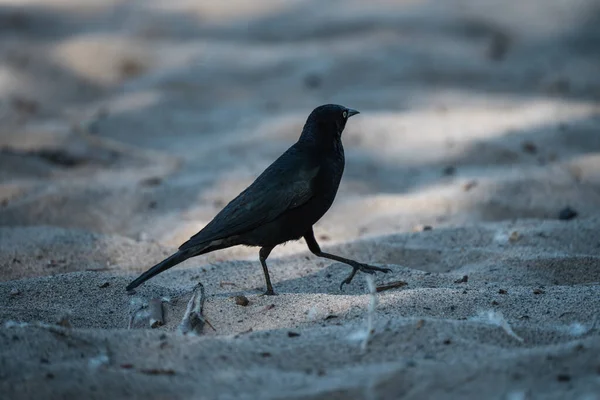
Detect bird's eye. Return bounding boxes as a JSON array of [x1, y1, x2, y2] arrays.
[[342, 111, 348, 118]]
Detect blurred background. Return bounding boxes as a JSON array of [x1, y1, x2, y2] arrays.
[[1, 0, 599, 279]]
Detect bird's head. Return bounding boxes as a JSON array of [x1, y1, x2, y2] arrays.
[[299, 104, 359, 145]]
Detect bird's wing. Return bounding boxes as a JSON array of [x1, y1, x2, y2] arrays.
[[179, 146, 319, 251]]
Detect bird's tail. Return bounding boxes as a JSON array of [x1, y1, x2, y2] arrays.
[[126, 251, 190, 291]]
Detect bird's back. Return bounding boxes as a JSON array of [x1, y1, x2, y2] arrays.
[[179, 141, 339, 250], [234, 140, 345, 247]]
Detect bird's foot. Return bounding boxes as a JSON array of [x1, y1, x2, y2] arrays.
[[259, 288, 277, 296], [339, 264, 392, 291]]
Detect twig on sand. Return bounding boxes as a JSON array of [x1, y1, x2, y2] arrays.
[[348, 275, 378, 352], [128, 304, 146, 329], [376, 280, 408, 292], [178, 283, 214, 335], [148, 298, 165, 328], [363, 275, 378, 351], [139, 368, 176, 376]]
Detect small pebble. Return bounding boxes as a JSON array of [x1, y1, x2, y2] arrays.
[[463, 180, 478, 191], [234, 295, 249, 306], [56, 316, 71, 328], [558, 207, 578, 220], [521, 141, 537, 154], [413, 225, 433, 232]]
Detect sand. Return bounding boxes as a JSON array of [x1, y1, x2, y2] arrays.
[[1, 0, 600, 398]]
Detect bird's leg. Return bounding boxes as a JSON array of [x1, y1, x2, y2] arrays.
[[259, 246, 276, 296], [303, 229, 391, 291]]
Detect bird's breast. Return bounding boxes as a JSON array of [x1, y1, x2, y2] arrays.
[[315, 149, 345, 205]]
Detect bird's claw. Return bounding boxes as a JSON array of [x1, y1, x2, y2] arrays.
[[339, 276, 353, 291], [358, 264, 392, 274], [339, 264, 391, 291]]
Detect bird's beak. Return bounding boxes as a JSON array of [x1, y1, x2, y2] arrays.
[[346, 108, 360, 117]]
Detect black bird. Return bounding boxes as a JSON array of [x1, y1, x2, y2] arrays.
[[126, 104, 391, 295]]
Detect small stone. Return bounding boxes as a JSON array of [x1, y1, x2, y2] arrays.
[[463, 180, 478, 191], [98, 282, 110, 289], [521, 141, 537, 154], [234, 295, 249, 306], [533, 288, 545, 295], [56, 316, 71, 328], [287, 331, 300, 338], [454, 275, 468, 284], [558, 207, 578, 220], [413, 225, 433, 232], [499, 289, 507, 295]]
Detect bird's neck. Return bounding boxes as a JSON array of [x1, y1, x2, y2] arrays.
[[297, 134, 343, 155], [297, 124, 343, 154]]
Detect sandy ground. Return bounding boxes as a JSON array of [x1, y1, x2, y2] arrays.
[[1, 0, 600, 398]]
